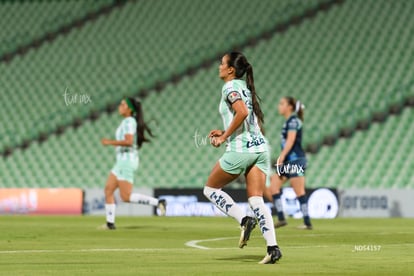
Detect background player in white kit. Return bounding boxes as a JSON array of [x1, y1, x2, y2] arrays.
[[100, 97, 166, 230]]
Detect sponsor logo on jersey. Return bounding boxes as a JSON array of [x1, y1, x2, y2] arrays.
[[246, 137, 265, 148]]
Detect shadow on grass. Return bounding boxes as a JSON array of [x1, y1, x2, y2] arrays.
[[121, 225, 157, 230], [215, 255, 261, 263]]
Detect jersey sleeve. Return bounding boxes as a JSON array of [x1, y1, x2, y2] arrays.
[[123, 118, 137, 135], [222, 81, 242, 104], [287, 117, 299, 132]]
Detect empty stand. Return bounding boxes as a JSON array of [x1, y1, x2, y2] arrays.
[[0, 0, 331, 153], [1, 0, 413, 190]]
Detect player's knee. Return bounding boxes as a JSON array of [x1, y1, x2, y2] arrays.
[[120, 192, 130, 202]]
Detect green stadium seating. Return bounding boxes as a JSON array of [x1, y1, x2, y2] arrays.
[[0, 1, 113, 56], [306, 108, 414, 189], [0, 0, 330, 152], [248, 0, 414, 145], [1, 0, 413, 190]]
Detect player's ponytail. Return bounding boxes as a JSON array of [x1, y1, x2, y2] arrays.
[[227, 52, 264, 125], [285, 96, 305, 122], [127, 97, 154, 148], [295, 100, 305, 122], [245, 63, 264, 126]]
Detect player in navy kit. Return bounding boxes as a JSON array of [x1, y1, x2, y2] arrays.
[[268, 96, 312, 230]]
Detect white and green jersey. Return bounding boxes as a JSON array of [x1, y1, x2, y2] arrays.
[[219, 79, 267, 153], [115, 117, 138, 162]]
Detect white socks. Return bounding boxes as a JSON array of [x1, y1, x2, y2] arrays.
[[105, 194, 158, 224], [203, 187, 278, 246], [129, 193, 159, 206], [248, 196, 277, 246], [203, 186, 245, 224], [105, 203, 115, 224]]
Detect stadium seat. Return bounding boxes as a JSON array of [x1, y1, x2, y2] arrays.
[[1, 0, 413, 190], [0, 0, 331, 152]]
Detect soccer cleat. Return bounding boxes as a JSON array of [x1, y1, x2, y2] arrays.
[[239, 216, 257, 249], [157, 199, 167, 216], [98, 222, 116, 230], [297, 224, 313, 230], [274, 220, 288, 228], [259, 246, 282, 264]]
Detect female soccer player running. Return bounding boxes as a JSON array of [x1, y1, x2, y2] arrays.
[[268, 97, 312, 230], [100, 98, 166, 230], [204, 52, 282, 264]]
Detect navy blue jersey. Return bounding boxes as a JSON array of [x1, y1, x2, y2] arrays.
[[281, 113, 305, 161]]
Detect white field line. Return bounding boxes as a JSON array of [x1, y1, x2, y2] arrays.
[[0, 247, 248, 255], [183, 237, 341, 250], [0, 248, 183, 254], [184, 236, 414, 250], [184, 237, 235, 249], [0, 242, 412, 254]]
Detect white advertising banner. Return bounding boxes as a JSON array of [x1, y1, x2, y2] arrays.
[[154, 187, 339, 218], [339, 189, 414, 218], [83, 188, 154, 216]]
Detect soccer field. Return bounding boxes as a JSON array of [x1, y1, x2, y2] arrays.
[[1, 216, 413, 275]]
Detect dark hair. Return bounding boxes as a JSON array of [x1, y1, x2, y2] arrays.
[[226, 52, 264, 125], [284, 96, 304, 121], [127, 97, 154, 148]]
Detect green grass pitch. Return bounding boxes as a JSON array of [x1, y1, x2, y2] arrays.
[[0, 216, 413, 275]]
